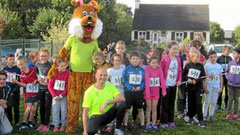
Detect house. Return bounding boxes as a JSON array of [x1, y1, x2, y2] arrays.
[[224, 30, 233, 44], [131, 0, 210, 46]]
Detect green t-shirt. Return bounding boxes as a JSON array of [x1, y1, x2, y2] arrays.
[[82, 83, 120, 118], [64, 36, 99, 72]]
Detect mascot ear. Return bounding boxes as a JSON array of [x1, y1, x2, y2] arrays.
[[71, 0, 84, 7], [89, 0, 100, 13]]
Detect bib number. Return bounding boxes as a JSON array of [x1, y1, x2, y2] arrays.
[[6, 73, 16, 82], [54, 80, 65, 91], [188, 69, 201, 79], [230, 65, 240, 74], [209, 76, 220, 83], [26, 84, 39, 93], [129, 74, 142, 85], [150, 78, 160, 87], [111, 76, 122, 86], [167, 71, 177, 82]]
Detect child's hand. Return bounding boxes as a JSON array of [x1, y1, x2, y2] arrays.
[[187, 79, 192, 84], [56, 97, 62, 101], [10, 78, 17, 84], [208, 74, 215, 79], [119, 85, 124, 89], [192, 80, 196, 85], [177, 81, 182, 87], [135, 87, 140, 91], [204, 89, 209, 94], [39, 79, 44, 84], [218, 89, 222, 94], [32, 80, 38, 86], [132, 87, 135, 91], [162, 92, 166, 96]]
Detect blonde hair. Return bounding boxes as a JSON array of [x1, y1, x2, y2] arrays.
[[178, 41, 190, 55], [222, 45, 230, 52], [39, 49, 49, 55], [116, 40, 126, 47], [29, 51, 38, 60], [189, 49, 201, 62], [93, 51, 105, 61], [194, 33, 205, 43]]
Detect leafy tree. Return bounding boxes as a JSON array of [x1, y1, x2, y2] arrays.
[[233, 25, 240, 46], [210, 22, 224, 43]]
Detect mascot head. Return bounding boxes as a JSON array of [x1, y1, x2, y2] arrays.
[[69, 0, 103, 43]]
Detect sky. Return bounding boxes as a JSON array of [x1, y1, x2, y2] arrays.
[[116, 0, 240, 30]]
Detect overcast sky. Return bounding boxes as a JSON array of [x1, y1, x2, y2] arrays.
[[116, 0, 240, 30]]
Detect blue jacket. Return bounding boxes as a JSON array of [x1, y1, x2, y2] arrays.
[[3, 66, 21, 93], [122, 65, 145, 91]]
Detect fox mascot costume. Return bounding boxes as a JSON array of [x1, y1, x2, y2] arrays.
[[48, 0, 103, 133]]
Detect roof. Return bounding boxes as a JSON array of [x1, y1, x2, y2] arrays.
[[133, 4, 209, 31]]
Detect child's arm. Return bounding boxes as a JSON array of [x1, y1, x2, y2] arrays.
[[219, 74, 223, 94], [144, 67, 151, 98], [11, 79, 26, 88], [159, 67, 167, 96], [48, 77, 57, 98], [139, 69, 145, 91]]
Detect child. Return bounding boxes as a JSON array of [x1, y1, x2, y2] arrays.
[[225, 47, 240, 120], [11, 56, 38, 130], [216, 45, 232, 110], [48, 58, 69, 132], [122, 51, 145, 130], [93, 51, 111, 73], [3, 54, 21, 125], [105, 54, 125, 132], [160, 42, 182, 129], [28, 51, 39, 67], [35, 49, 53, 132], [187, 40, 207, 63], [112, 40, 130, 67], [145, 56, 166, 131], [177, 41, 190, 119], [183, 50, 206, 128], [203, 50, 223, 120]]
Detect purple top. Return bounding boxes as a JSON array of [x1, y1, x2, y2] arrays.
[[226, 59, 240, 87]]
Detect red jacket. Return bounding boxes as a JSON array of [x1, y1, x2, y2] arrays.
[[48, 70, 69, 98]]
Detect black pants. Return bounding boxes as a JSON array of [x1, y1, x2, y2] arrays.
[[188, 87, 203, 121], [6, 91, 20, 124], [87, 102, 126, 135], [177, 85, 187, 114], [161, 86, 177, 124], [217, 75, 228, 107], [39, 89, 52, 125]]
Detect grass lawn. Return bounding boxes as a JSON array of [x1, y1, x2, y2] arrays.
[[10, 89, 240, 135]]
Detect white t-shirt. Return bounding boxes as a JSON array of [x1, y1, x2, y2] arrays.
[[107, 67, 125, 94], [205, 63, 223, 89], [166, 59, 178, 86]]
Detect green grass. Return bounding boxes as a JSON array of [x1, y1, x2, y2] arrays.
[[10, 89, 240, 135]]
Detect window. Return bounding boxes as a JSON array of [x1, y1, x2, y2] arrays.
[[171, 32, 175, 40], [134, 31, 138, 40], [184, 32, 187, 39], [175, 32, 184, 41], [146, 31, 150, 40], [154, 33, 157, 41], [190, 32, 194, 40], [203, 32, 206, 41], [162, 31, 166, 36], [139, 31, 146, 39]]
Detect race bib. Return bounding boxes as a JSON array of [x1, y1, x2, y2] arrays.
[[129, 74, 142, 85], [150, 77, 160, 87], [111, 76, 122, 86], [6, 73, 16, 82], [26, 83, 39, 93], [54, 80, 65, 91], [221, 64, 228, 70], [166, 71, 177, 82], [230, 65, 240, 74], [188, 69, 201, 79], [209, 76, 220, 83]]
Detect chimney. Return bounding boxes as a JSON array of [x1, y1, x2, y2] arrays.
[[135, 0, 140, 9]]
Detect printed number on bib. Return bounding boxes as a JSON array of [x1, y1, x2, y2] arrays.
[[188, 69, 201, 79], [167, 71, 177, 81], [54, 80, 65, 91], [150, 78, 160, 87], [6, 73, 16, 82], [111, 76, 121, 86], [230, 65, 240, 74], [129, 74, 142, 85], [26, 84, 39, 93], [209, 76, 220, 83]]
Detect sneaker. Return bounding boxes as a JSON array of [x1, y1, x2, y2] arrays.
[[184, 116, 190, 122], [114, 129, 124, 135], [36, 124, 44, 131], [209, 116, 217, 121], [203, 116, 209, 121], [226, 114, 232, 120], [140, 125, 146, 132], [53, 127, 59, 132], [146, 123, 152, 130], [95, 129, 101, 135], [161, 124, 170, 130], [152, 124, 158, 131], [19, 123, 28, 131], [198, 120, 205, 128], [156, 120, 160, 125], [169, 123, 177, 128], [41, 125, 50, 132], [216, 105, 221, 111], [233, 114, 239, 120], [59, 126, 66, 132], [131, 120, 137, 126], [193, 117, 199, 123], [178, 113, 184, 119], [27, 121, 34, 129], [105, 125, 114, 132], [187, 119, 193, 126]]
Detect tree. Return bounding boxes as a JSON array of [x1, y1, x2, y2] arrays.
[[233, 25, 240, 46], [210, 22, 225, 43]]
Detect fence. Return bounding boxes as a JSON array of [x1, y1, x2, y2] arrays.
[[0, 38, 54, 58]]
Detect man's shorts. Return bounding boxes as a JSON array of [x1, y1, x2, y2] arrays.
[[26, 96, 38, 103], [124, 91, 144, 109]]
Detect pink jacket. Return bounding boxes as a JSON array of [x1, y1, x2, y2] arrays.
[[48, 70, 69, 98], [144, 65, 166, 98], [160, 55, 182, 84]]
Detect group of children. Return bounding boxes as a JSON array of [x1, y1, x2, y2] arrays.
[[0, 36, 239, 133]]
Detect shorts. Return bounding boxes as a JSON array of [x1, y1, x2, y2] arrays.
[[144, 96, 159, 100], [124, 91, 144, 109], [26, 96, 38, 103]]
